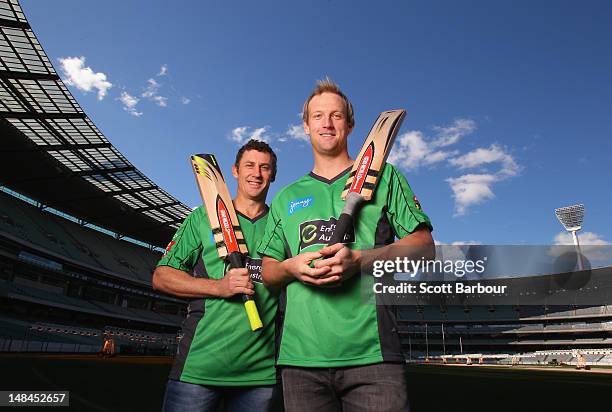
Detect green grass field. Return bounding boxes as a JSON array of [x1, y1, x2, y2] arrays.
[[0, 355, 610, 411]]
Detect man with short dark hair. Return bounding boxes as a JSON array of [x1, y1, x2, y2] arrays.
[[153, 139, 279, 412], [259, 79, 434, 411]]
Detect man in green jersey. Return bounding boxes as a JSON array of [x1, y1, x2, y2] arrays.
[[153, 140, 279, 412], [259, 79, 434, 411]]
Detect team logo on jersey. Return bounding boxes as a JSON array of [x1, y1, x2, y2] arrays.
[[245, 257, 263, 283], [298, 217, 355, 251], [413, 195, 422, 210], [288, 197, 313, 215], [163, 241, 176, 256]]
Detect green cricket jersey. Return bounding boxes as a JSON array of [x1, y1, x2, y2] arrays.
[[157, 206, 277, 386], [258, 163, 432, 367]]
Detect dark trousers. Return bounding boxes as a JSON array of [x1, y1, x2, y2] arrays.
[[281, 363, 409, 412]]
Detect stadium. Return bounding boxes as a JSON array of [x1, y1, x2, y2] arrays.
[[0, 0, 610, 410]]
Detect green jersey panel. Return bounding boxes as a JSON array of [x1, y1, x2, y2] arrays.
[[158, 206, 277, 386], [258, 163, 431, 367]]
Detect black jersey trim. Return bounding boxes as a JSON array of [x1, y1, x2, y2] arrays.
[[275, 287, 287, 366], [374, 207, 395, 247], [169, 303, 205, 380], [308, 165, 352, 185], [389, 167, 433, 235], [374, 300, 405, 363], [236, 205, 270, 224], [371, 209, 405, 361], [258, 215, 283, 258]]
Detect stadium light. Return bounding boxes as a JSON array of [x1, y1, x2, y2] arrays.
[[555, 204, 585, 270]]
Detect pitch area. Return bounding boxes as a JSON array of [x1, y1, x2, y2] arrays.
[[1, 355, 610, 411]]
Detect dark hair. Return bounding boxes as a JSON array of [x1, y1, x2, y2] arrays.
[[234, 139, 278, 181]]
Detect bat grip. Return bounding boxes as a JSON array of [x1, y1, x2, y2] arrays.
[[228, 252, 244, 269], [328, 192, 364, 245], [227, 252, 263, 331], [328, 213, 353, 245]]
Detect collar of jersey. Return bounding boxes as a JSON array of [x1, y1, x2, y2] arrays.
[[308, 165, 352, 185], [236, 205, 269, 223]]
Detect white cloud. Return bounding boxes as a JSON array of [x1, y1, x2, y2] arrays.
[[388, 131, 428, 169], [551, 231, 612, 263], [181, 97, 191, 105], [250, 127, 269, 142], [446, 145, 520, 215], [152, 95, 168, 107], [142, 78, 168, 107], [434, 240, 482, 245], [142, 78, 159, 97], [446, 173, 497, 216], [450, 144, 519, 177], [158, 64, 168, 76], [229, 126, 271, 144], [386, 118, 521, 216], [451, 240, 482, 245], [432, 118, 476, 147], [58, 56, 112, 100], [387, 119, 474, 171], [286, 124, 309, 142], [118, 91, 142, 117], [230, 126, 248, 143], [553, 231, 610, 246]]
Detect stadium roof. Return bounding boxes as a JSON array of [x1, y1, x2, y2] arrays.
[[0, 0, 191, 247]]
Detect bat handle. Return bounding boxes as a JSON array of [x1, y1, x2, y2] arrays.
[[228, 252, 263, 331], [328, 192, 364, 245], [328, 213, 353, 245]]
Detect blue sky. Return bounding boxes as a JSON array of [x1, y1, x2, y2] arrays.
[[20, 0, 612, 245]]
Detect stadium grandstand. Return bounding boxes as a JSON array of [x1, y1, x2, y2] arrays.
[[398, 288, 612, 367], [0, 0, 188, 355]]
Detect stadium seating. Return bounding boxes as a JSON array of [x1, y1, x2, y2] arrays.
[[0, 191, 160, 285]]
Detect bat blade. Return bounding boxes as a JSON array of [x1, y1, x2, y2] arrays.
[[191, 153, 262, 331], [328, 109, 406, 246], [191, 154, 248, 259], [342, 109, 406, 201]]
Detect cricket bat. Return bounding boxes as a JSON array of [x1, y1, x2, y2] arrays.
[[191, 153, 263, 331], [328, 109, 406, 245]]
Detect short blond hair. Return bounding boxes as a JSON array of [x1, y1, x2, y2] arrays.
[[302, 77, 355, 128]]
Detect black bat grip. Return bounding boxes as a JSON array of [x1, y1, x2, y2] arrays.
[[328, 213, 353, 245], [228, 252, 244, 269], [328, 192, 364, 246], [228, 252, 250, 302], [227, 252, 263, 331]]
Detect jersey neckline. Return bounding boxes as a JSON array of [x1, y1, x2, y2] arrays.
[[308, 165, 352, 185], [236, 205, 269, 224]]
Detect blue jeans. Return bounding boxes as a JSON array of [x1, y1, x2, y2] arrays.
[[162, 379, 278, 412]]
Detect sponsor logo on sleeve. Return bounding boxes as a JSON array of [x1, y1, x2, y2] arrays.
[[413, 195, 422, 210], [163, 241, 176, 256], [245, 257, 263, 283], [288, 197, 313, 215], [298, 217, 355, 252]]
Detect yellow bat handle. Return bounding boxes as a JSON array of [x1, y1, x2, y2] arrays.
[[244, 300, 263, 331]]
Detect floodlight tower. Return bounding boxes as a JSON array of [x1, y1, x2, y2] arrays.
[[555, 204, 585, 270]]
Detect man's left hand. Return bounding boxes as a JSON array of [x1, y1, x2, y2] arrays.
[[313, 243, 362, 284]]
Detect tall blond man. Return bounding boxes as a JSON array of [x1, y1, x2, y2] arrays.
[[258, 79, 434, 412]]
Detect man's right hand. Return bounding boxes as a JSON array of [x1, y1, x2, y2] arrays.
[[216, 268, 254, 298], [282, 251, 338, 286]]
